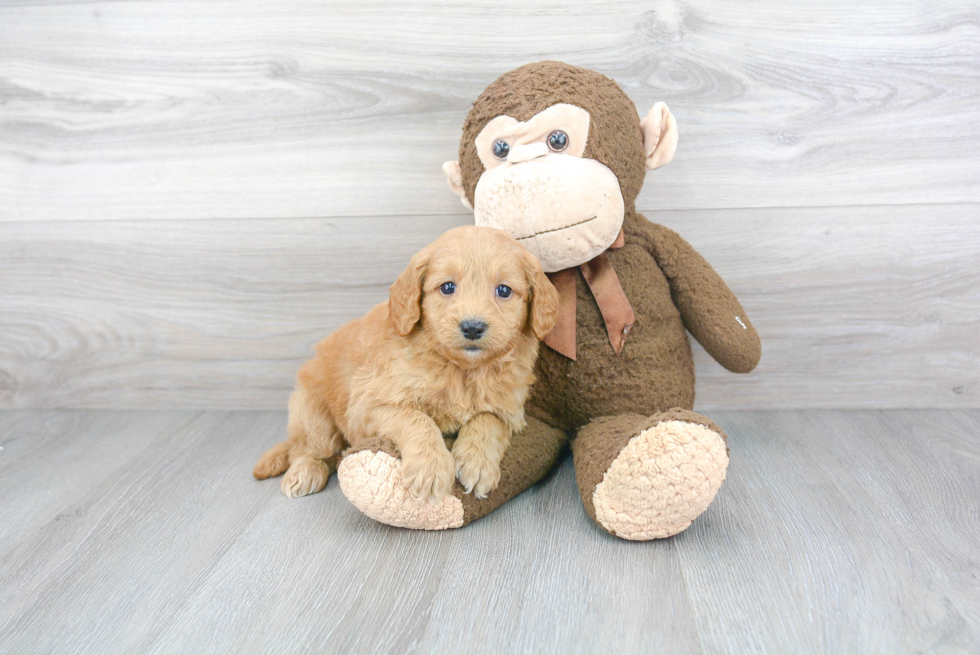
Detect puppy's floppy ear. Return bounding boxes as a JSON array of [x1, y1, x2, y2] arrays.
[[389, 247, 430, 336], [524, 251, 560, 340]]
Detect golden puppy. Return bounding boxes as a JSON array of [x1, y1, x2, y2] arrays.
[[254, 226, 559, 503]]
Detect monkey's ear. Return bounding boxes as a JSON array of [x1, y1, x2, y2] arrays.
[[525, 254, 560, 341], [388, 249, 429, 336], [639, 102, 678, 171], [442, 161, 474, 210]]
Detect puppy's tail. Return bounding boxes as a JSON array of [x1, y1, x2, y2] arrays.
[[253, 441, 291, 479]]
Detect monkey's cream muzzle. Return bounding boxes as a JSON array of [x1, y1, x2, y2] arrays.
[[465, 103, 625, 273], [473, 155, 624, 273]]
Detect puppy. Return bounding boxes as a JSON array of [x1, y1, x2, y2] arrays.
[[253, 225, 559, 503]]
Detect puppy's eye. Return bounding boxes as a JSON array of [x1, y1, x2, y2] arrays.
[[492, 140, 510, 160], [496, 285, 512, 299], [440, 282, 456, 295], [548, 130, 568, 152]]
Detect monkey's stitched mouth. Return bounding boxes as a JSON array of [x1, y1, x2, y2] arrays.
[[515, 216, 596, 241]]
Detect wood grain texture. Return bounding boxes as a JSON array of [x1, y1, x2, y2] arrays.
[[0, 409, 977, 653], [0, 411, 280, 653], [413, 467, 702, 654], [1, 204, 977, 410], [676, 410, 980, 653], [1, 0, 978, 221], [0, 410, 198, 553]]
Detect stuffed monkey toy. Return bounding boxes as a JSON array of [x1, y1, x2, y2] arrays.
[[337, 61, 761, 540]]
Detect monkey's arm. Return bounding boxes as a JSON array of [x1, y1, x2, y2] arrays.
[[629, 215, 761, 373]]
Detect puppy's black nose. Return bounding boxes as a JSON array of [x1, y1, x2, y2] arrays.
[[460, 320, 487, 340]]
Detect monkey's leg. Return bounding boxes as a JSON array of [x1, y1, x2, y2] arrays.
[[572, 410, 729, 540], [337, 416, 568, 530]]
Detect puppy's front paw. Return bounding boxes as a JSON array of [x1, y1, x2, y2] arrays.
[[280, 458, 331, 498], [453, 439, 502, 499], [401, 444, 456, 504]]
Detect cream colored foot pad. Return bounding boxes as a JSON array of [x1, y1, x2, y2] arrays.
[[338, 450, 464, 530], [593, 420, 728, 541]]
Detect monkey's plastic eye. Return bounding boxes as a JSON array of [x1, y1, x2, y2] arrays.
[[496, 285, 512, 299], [492, 140, 510, 160], [440, 282, 456, 295], [548, 130, 569, 152]]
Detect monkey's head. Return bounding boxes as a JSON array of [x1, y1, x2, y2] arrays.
[[443, 61, 677, 273]]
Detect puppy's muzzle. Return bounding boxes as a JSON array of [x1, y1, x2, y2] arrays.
[[460, 320, 487, 341]]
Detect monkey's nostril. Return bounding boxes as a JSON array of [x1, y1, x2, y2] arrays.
[[459, 320, 488, 340]]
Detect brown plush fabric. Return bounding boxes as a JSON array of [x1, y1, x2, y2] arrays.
[[570, 410, 726, 524], [458, 62, 759, 436], [527, 222, 698, 431], [455, 63, 760, 534], [454, 416, 570, 525], [343, 435, 401, 460], [345, 434, 459, 458], [627, 217, 762, 373], [459, 61, 647, 217]]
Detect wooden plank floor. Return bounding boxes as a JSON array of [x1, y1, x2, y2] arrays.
[[1, 409, 977, 654]]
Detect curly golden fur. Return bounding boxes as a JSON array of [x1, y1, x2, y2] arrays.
[[253, 226, 559, 503]]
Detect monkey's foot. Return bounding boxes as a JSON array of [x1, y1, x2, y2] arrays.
[[338, 417, 568, 530], [573, 410, 729, 540], [338, 439, 464, 530]]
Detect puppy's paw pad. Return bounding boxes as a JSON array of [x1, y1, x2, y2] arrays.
[[280, 459, 330, 498], [453, 444, 501, 498], [402, 445, 456, 504]]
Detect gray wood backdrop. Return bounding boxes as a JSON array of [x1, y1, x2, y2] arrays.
[[1, 0, 978, 410]]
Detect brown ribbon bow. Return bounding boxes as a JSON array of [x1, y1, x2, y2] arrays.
[[543, 229, 636, 360]]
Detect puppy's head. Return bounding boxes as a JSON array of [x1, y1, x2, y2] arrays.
[[388, 225, 558, 366]]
